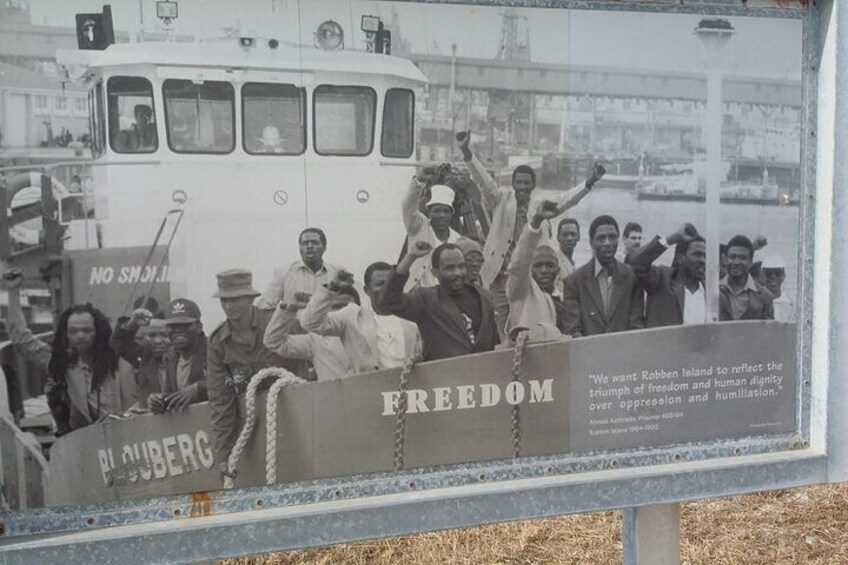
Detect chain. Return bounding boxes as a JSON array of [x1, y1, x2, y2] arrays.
[[511, 330, 530, 459], [393, 356, 416, 471]]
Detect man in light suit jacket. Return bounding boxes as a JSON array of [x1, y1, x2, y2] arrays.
[[379, 241, 500, 361], [505, 200, 566, 342], [300, 262, 422, 374], [456, 131, 603, 339], [562, 215, 645, 337]]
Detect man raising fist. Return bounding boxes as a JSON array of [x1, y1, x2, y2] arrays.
[[377, 241, 499, 361], [505, 200, 567, 342]]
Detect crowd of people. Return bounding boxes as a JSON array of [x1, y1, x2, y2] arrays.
[[0, 131, 795, 481]]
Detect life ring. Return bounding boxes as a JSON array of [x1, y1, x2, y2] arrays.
[[3, 172, 70, 246]]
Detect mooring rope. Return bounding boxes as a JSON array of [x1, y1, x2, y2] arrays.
[[223, 367, 305, 490]]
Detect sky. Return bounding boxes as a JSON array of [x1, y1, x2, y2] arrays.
[[28, 0, 802, 79]]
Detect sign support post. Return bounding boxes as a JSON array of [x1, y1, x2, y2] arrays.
[[622, 504, 681, 565]]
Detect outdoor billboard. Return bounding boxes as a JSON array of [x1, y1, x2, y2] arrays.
[[0, 0, 842, 562]]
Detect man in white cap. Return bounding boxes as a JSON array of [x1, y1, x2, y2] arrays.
[[762, 255, 794, 323], [401, 177, 462, 290]]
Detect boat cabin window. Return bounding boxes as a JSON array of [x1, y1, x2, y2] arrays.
[[381, 88, 415, 158], [242, 83, 306, 155], [107, 76, 158, 154], [163, 79, 235, 154], [313, 85, 376, 156]]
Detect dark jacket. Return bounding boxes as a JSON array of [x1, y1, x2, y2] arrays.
[[562, 258, 645, 337], [629, 236, 689, 328], [379, 269, 500, 361], [161, 337, 208, 399], [719, 277, 774, 321]]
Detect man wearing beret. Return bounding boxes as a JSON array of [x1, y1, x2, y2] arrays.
[[505, 200, 567, 343], [207, 269, 283, 476]]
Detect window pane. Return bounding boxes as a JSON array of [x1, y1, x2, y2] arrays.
[[314, 86, 376, 156], [107, 76, 157, 154], [242, 83, 305, 155], [381, 88, 414, 158], [163, 79, 235, 154]]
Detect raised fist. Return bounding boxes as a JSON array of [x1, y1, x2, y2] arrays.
[[131, 308, 153, 327], [408, 240, 433, 259], [586, 162, 606, 189], [329, 269, 355, 293], [0, 266, 23, 290], [532, 200, 559, 227]]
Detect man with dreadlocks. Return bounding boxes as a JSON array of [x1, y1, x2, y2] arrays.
[[2, 267, 136, 435]]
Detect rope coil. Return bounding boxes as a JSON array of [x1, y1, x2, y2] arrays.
[[393, 356, 416, 471], [223, 367, 305, 490], [511, 330, 530, 459], [265, 372, 306, 485]]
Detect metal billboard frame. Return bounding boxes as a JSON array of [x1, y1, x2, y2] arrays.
[[1, 0, 845, 562]]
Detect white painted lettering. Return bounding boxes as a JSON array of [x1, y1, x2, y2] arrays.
[[505, 382, 525, 405], [97, 449, 112, 486], [529, 379, 554, 403], [195, 431, 214, 469], [382, 391, 401, 416], [177, 433, 200, 472], [480, 383, 501, 407], [89, 266, 114, 285], [162, 436, 183, 477], [433, 387, 453, 411], [457, 385, 476, 409], [147, 441, 168, 479], [407, 390, 430, 414]]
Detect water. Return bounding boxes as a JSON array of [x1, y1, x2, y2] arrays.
[[540, 187, 801, 301]]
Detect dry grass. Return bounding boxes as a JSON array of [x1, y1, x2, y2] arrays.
[[226, 483, 848, 564]]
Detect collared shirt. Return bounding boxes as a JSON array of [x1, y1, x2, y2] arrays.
[[720, 275, 760, 320], [682, 284, 706, 325], [773, 294, 795, 323], [374, 313, 408, 369], [176, 355, 192, 390], [256, 260, 341, 310], [275, 334, 350, 382], [555, 249, 575, 294], [594, 258, 616, 316], [157, 360, 168, 392]]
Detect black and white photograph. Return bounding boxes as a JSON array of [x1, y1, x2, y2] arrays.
[[0, 0, 803, 510]]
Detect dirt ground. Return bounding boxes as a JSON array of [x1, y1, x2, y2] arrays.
[[226, 483, 848, 564]]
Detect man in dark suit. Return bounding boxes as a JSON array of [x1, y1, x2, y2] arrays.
[[629, 224, 706, 328], [379, 241, 500, 361], [562, 215, 644, 336], [720, 235, 774, 321]]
